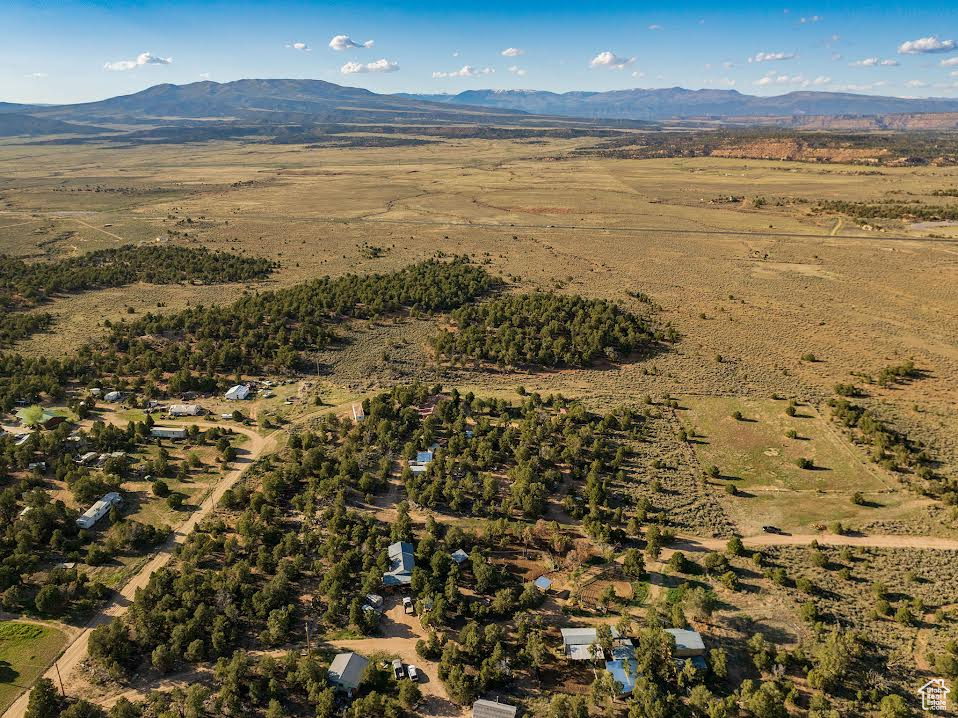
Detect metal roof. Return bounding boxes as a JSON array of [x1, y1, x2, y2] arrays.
[[473, 698, 518, 718], [328, 652, 368, 690]]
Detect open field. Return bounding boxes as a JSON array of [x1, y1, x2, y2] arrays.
[[1, 133, 957, 717], [0, 622, 68, 714]]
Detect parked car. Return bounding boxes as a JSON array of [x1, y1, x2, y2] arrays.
[[407, 665, 419, 682], [392, 659, 405, 680], [402, 596, 414, 614], [762, 525, 780, 534]]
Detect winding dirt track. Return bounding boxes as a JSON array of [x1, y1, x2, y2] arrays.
[[4, 401, 958, 717], [2, 422, 274, 718]]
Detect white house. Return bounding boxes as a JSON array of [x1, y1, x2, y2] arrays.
[[77, 492, 122, 530], [169, 403, 205, 417], [151, 426, 187, 440], [225, 385, 250, 401]]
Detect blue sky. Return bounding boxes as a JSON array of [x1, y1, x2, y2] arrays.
[[3, 0, 957, 103]]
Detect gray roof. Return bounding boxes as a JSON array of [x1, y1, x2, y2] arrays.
[[473, 698, 518, 718], [560, 626, 620, 646], [383, 541, 415, 585], [533, 576, 553, 591], [328, 652, 368, 690], [665, 628, 705, 655]]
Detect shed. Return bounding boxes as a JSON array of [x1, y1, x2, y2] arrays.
[[225, 385, 250, 401], [665, 628, 705, 657], [450, 549, 469, 565], [473, 698, 519, 718], [328, 652, 368, 696], [104, 391, 123, 402], [151, 426, 187, 440], [533, 576, 553, 592], [383, 540, 415, 587], [169, 404, 205, 417], [415, 450, 434, 464], [76, 492, 122, 530]]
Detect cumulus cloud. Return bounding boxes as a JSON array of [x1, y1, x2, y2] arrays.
[[631, 70, 645, 79], [104, 52, 172, 71], [941, 57, 958, 67], [799, 15, 821, 23], [508, 65, 527, 76], [286, 41, 310, 51], [851, 57, 899, 67], [749, 51, 795, 63], [905, 79, 929, 87], [648, 24, 663, 31], [340, 58, 398, 74], [432, 65, 495, 78], [754, 71, 830, 87], [898, 36, 956, 54], [501, 47, 524, 57], [26, 72, 48, 79], [589, 51, 635, 69], [329, 35, 374, 51]]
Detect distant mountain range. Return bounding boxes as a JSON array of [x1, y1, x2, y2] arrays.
[[5, 80, 958, 138], [399, 87, 958, 121]]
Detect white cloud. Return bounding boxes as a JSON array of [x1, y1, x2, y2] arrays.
[[952, 70, 958, 77], [432, 65, 495, 79], [941, 57, 958, 67], [631, 70, 645, 79], [508, 65, 527, 76], [905, 79, 928, 87], [749, 51, 796, 63], [329, 35, 374, 51], [501, 47, 524, 57], [851, 57, 898, 67], [286, 41, 310, 51], [898, 36, 956, 54], [723, 61, 735, 69], [648, 24, 663, 31], [799, 15, 821, 23], [831, 52, 843, 61], [340, 58, 398, 74], [199, 72, 211, 80], [754, 71, 830, 87], [104, 52, 172, 71], [833, 80, 887, 92], [26, 72, 48, 79], [589, 51, 635, 69]]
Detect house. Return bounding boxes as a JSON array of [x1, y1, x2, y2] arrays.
[[151, 426, 187, 440], [76, 492, 122, 530], [77, 451, 99, 466], [15, 408, 65, 430], [225, 385, 250, 401], [560, 627, 620, 661], [328, 651, 368, 697], [351, 403, 365, 422], [416, 450, 434, 464], [473, 698, 519, 718], [533, 576, 553, 593], [451, 549, 469, 565], [104, 391, 123, 402], [665, 628, 705, 657], [383, 541, 415, 587], [169, 403, 205, 417]]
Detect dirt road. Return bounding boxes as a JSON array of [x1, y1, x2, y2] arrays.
[[669, 531, 958, 554], [2, 424, 274, 718]]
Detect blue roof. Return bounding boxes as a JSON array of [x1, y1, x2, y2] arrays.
[[534, 576, 553, 591], [416, 451, 434, 464], [606, 658, 638, 695], [384, 541, 415, 585]]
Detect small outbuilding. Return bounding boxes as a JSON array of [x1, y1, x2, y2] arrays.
[[450, 549, 469, 565], [225, 385, 251, 401], [560, 626, 620, 661], [104, 391, 123, 402], [473, 698, 519, 718], [328, 651, 368, 697], [533, 576, 553, 593]]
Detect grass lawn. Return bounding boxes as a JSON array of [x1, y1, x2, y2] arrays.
[[0, 622, 68, 714]]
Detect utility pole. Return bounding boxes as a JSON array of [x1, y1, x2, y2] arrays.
[[54, 662, 65, 697], [305, 617, 312, 656]]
